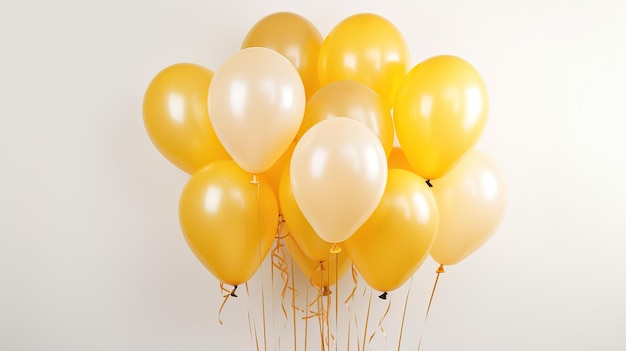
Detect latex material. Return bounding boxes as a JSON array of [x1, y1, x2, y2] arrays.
[[279, 165, 345, 262], [285, 234, 350, 289], [430, 150, 507, 266], [387, 147, 414, 172], [208, 47, 305, 173], [296, 80, 394, 157], [178, 160, 278, 286], [346, 169, 439, 292], [261, 142, 296, 213], [143, 63, 230, 174], [290, 117, 387, 243], [318, 13, 409, 108], [241, 12, 322, 100], [394, 55, 489, 180]]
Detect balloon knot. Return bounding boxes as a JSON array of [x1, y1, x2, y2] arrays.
[[436, 264, 445, 274], [322, 287, 332, 296], [329, 244, 342, 254], [378, 292, 388, 300], [426, 179, 433, 187], [230, 285, 238, 297], [249, 174, 259, 185]]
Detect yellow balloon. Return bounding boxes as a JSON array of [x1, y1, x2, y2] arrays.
[[346, 169, 439, 292], [242, 12, 323, 100], [394, 55, 489, 180], [285, 234, 350, 290], [179, 160, 278, 286], [279, 165, 342, 262], [143, 63, 230, 174], [429, 150, 507, 266], [318, 13, 409, 108], [387, 146, 414, 172], [261, 142, 296, 214], [296, 80, 394, 157]]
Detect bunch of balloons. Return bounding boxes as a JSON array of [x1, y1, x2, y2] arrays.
[[143, 12, 507, 296]]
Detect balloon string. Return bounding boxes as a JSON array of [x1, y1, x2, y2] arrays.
[[334, 252, 339, 351], [304, 279, 309, 351], [344, 264, 360, 351], [397, 276, 414, 351], [252, 175, 267, 351], [417, 265, 445, 351], [271, 229, 290, 347], [218, 283, 238, 325], [246, 282, 261, 351], [362, 288, 373, 350], [290, 255, 298, 351], [368, 298, 391, 350]]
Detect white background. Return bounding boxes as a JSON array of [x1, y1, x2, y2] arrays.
[[2, 0, 626, 350]]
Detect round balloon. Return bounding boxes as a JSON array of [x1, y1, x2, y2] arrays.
[[179, 160, 278, 286], [394, 55, 489, 180], [296, 80, 394, 157], [143, 63, 230, 174], [429, 150, 507, 266], [208, 47, 306, 174], [290, 117, 387, 243], [242, 12, 323, 100], [318, 13, 409, 108], [346, 169, 439, 292]]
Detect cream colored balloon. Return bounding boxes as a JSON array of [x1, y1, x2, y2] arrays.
[[290, 117, 387, 243], [208, 47, 306, 174], [430, 150, 507, 265]]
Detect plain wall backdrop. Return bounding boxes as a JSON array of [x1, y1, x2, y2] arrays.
[[1, 0, 626, 350]]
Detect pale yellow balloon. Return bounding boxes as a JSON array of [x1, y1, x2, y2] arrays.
[[290, 118, 388, 244], [394, 55, 489, 180], [241, 12, 323, 100], [318, 13, 410, 108], [208, 47, 305, 174], [285, 234, 350, 290], [179, 160, 278, 286], [143, 63, 230, 173], [429, 150, 507, 266], [296, 80, 394, 157], [346, 169, 439, 292]]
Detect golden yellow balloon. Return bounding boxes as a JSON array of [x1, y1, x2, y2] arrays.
[[296, 80, 394, 157], [179, 160, 278, 286], [279, 165, 343, 262], [318, 13, 409, 108], [143, 63, 230, 174], [345, 169, 439, 292], [394, 55, 489, 180], [242, 12, 323, 100], [261, 142, 296, 214], [285, 234, 350, 290], [387, 146, 414, 172]]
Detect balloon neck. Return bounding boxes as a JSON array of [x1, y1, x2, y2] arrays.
[[426, 179, 433, 188], [329, 244, 342, 254], [436, 264, 445, 274], [378, 292, 388, 300], [230, 284, 238, 297], [316, 262, 325, 271], [322, 287, 332, 296], [250, 174, 259, 185]]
